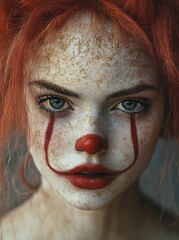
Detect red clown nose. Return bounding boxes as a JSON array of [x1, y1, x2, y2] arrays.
[[75, 134, 107, 154]]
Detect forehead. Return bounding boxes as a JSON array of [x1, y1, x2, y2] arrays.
[[29, 13, 160, 93]]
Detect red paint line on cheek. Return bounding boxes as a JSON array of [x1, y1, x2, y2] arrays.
[[44, 113, 59, 174], [119, 115, 139, 174], [130, 114, 139, 164], [44, 114, 139, 175], [44, 114, 55, 153]]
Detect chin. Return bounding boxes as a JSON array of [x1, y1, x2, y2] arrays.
[[62, 191, 117, 210], [42, 169, 138, 210], [54, 180, 120, 210]]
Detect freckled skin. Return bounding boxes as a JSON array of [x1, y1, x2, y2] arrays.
[[23, 14, 163, 209], [25, 14, 164, 210], [3, 13, 177, 240], [45, 115, 138, 177]]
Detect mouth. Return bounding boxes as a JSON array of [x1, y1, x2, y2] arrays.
[[58, 164, 119, 190]]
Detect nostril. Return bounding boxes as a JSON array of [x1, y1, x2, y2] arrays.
[[75, 134, 108, 154]]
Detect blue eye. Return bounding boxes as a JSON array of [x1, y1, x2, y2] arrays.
[[122, 100, 138, 111], [36, 95, 73, 114], [49, 98, 65, 110], [112, 99, 149, 113]]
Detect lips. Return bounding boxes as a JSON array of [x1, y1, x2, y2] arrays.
[[58, 164, 119, 190]]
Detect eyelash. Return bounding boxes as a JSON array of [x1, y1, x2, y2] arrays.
[[35, 95, 150, 117], [111, 98, 150, 114], [36, 95, 73, 117]]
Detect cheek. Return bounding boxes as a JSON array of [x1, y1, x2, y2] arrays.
[[133, 114, 162, 167], [26, 99, 46, 147], [43, 115, 73, 169], [27, 111, 57, 161], [109, 111, 162, 171], [44, 114, 60, 174], [28, 113, 75, 171], [138, 114, 161, 146], [44, 114, 55, 155], [107, 115, 138, 170], [27, 122, 47, 151]]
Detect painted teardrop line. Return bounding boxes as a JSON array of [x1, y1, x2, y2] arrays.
[[44, 113, 59, 174], [130, 114, 139, 165], [116, 114, 139, 173], [44, 114, 139, 174]]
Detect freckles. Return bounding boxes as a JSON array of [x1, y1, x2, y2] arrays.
[[43, 115, 69, 172], [44, 114, 55, 153], [43, 114, 139, 174], [120, 114, 139, 172], [44, 113, 59, 173], [138, 116, 160, 147]]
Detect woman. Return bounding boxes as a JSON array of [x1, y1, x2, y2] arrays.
[[0, 0, 179, 239]]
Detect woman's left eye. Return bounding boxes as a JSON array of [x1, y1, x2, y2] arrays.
[[111, 99, 149, 113], [36, 96, 73, 113]]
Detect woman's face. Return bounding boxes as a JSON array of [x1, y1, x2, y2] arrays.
[[25, 15, 164, 210]]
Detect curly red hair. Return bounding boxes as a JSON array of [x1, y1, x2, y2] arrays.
[[0, 0, 178, 148]]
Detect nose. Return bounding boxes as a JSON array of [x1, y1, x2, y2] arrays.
[[75, 134, 108, 155]]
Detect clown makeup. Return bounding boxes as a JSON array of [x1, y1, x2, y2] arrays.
[[25, 14, 164, 210]]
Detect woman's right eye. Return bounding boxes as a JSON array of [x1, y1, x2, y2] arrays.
[[36, 95, 73, 114]]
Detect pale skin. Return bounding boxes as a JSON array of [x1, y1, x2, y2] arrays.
[[1, 14, 179, 240]]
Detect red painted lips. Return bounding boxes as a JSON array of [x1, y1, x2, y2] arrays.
[[59, 164, 119, 190]]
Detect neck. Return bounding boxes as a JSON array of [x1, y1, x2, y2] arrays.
[[32, 179, 144, 240]]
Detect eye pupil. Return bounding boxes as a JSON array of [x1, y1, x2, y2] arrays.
[[49, 98, 64, 109], [122, 100, 137, 111]]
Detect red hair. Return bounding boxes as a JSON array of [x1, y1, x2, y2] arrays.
[[0, 0, 178, 195]]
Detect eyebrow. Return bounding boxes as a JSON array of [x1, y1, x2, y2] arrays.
[[30, 80, 81, 99], [30, 80, 158, 100], [106, 84, 158, 100]]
